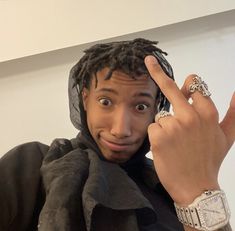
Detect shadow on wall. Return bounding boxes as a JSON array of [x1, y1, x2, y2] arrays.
[[0, 9, 234, 79]]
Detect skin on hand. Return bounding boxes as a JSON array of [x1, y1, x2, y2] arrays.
[[144, 55, 235, 206]]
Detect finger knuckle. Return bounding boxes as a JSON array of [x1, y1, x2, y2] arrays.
[[185, 74, 197, 85], [181, 112, 200, 128], [148, 124, 164, 141], [150, 136, 166, 152], [203, 107, 219, 122], [147, 123, 155, 133]]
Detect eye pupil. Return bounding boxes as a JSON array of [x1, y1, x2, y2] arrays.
[[103, 100, 109, 105], [100, 98, 111, 106], [136, 104, 147, 111]]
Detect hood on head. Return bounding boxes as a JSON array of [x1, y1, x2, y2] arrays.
[[68, 41, 174, 166]]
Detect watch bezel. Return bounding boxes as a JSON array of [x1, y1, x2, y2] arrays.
[[196, 191, 230, 231]]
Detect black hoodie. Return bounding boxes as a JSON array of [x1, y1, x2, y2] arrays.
[[0, 58, 183, 231]]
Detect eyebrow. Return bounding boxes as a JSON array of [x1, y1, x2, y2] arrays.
[[134, 92, 155, 100], [96, 88, 118, 95], [97, 88, 155, 100]]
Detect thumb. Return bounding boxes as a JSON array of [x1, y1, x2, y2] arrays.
[[220, 92, 235, 148]]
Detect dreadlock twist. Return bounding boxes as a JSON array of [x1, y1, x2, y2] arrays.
[[72, 38, 174, 111]]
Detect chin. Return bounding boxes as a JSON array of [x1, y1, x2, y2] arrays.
[[102, 151, 133, 164]]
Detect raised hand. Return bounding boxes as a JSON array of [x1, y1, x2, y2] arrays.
[[144, 55, 235, 206]]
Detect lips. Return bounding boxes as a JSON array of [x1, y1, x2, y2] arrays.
[[100, 137, 132, 152]]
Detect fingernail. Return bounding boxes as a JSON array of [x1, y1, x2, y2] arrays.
[[145, 55, 158, 64]]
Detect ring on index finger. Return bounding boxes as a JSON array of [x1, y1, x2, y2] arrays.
[[188, 76, 211, 97], [155, 110, 172, 122]]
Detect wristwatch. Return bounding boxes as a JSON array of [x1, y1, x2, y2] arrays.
[[174, 190, 230, 231]]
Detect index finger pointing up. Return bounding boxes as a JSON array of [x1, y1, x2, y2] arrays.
[[145, 55, 190, 113]]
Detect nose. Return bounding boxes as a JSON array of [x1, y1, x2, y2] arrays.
[[110, 106, 132, 138]]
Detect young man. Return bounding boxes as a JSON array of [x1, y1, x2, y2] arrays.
[[0, 38, 234, 231]]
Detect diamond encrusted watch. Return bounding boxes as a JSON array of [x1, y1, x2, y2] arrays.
[[174, 190, 230, 231]]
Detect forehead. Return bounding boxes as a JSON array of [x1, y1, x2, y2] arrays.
[[90, 67, 158, 95]]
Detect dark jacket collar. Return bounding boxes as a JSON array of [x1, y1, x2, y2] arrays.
[[39, 137, 160, 231]]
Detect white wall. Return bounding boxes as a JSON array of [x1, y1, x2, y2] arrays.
[[0, 0, 235, 62], [0, 10, 235, 228]]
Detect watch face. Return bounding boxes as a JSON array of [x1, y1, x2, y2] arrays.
[[199, 193, 229, 230]]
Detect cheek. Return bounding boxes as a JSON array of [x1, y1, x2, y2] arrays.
[[133, 114, 154, 136], [86, 104, 107, 134]]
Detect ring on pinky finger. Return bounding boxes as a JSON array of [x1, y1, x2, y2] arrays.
[[155, 110, 172, 123]]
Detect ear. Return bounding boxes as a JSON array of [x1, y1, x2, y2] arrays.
[[82, 88, 89, 111]]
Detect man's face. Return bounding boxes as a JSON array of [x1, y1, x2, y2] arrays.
[[82, 68, 158, 163]]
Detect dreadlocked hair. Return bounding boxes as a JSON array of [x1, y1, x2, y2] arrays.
[[72, 38, 174, 111]]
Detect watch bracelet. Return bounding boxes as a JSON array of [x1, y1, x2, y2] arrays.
[[218, 223, 232, 231], [175, 204, 202, 229]]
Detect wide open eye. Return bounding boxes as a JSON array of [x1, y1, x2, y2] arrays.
[[135, 103, 149, 112], [99, 98, 112, 107]]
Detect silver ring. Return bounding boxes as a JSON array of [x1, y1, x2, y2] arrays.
[[155, 110, 171, 122], [188, 76, 211, 97]]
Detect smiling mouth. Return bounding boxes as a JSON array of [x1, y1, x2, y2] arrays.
[[100, 137, 132, 152]]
